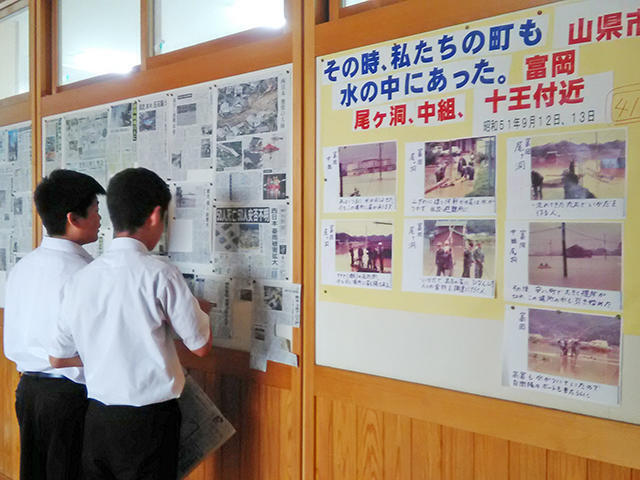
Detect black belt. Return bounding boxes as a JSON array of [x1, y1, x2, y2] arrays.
[[22, 371, 66, 379]]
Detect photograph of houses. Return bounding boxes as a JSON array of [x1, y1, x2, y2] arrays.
[[337, 141, 396, 198], [529, 222, 622, 291], [530, 129, 625, 200]]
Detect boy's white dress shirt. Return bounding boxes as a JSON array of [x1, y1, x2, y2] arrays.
[[4, 236, 92, 383], [50, 237, 210, 406]]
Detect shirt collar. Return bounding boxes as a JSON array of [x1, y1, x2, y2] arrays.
[[41, 236, 94, 262], [108, 237, 150, 254]]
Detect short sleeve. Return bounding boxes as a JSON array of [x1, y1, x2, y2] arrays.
[[48, 284, 80, 359]]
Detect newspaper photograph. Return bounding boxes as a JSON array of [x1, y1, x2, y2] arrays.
[[255, 280, 301, 327], [215, 133, 288, 203], [184, 273, 232, 339], [405, 136, 497, 216], [137, 93, 170, 180], [323, 141, 396, 212], [169, 85, 215, 181], [216, 75, 280, 141], [502, 305, 621, 405], [506, 129, 626, 219], [106, 100, 137, 179], [321, 219, 393, 290], [63, 108, 108, 187], [43, 117, 63, 176], [168, 182, 213, 271], [505, 221, 623, 311], [213, 205, 290, 280], [403, 219, 496, 298], [177, 375, 236, 479]]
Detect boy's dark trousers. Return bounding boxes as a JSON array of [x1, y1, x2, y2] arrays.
[[15, 373, 88, 480], [82, 398, 181, 480]]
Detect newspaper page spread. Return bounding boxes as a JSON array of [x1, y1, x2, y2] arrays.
[[177, 375, 236, 479]]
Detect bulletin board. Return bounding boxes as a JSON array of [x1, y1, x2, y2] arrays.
[[41, 65, 301, 371], [315, 0, 640, 422]]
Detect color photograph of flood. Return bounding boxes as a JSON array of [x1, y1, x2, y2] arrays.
[[528, 308, 621, 386], [334, 220, 393, 274], [422, 220, 495, 279], [423, 136, 496, 199], [337, 142, 396, 198], [530, 129, 626, 200], [529, 222, 622, 291]]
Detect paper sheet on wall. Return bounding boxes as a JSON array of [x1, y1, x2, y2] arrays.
[[168, 182, 213, 272], [255, 280, 301, 327], [137, 92, 170, 179], [320, 219, 393, 290], [63, 108, 108, 187], [183, 273, 232, 339], [322, 142, 397, 212], [169, 85, 215, 181], [249, 315, 297, 372], [402, 219, 496, 297], [43, 117, 63, 176], [213, 204, 289, 280], [404, 137, 497, 217], [506, 130, 626, 220], [106, 101, 137, 180], [177, 374, 236, 479], [504, 221, 623, 311], [502, 305, 621, 405]]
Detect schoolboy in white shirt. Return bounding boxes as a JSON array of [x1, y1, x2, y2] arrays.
[[49, 167, 212, 480], [3, 169, 105, 480]]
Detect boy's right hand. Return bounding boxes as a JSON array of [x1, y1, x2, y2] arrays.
[[196, 298, 215, 314]]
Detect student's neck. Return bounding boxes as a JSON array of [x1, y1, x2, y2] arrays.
[[50, 234, 83, 246], [115, 230, 153, 250]]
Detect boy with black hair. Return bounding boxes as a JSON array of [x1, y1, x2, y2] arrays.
[[3, 169, 105, 480], [49, 167, 212, 480]]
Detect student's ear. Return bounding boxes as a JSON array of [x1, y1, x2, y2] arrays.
[[66, 211, 81, 229], [149, 206, 164, 227]]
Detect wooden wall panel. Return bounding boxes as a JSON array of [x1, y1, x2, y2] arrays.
[[356, 406, 384, 479], [382, 412, 411, 480], [474, 434, 509, 480], [410, 419, 442, 480], [442, 426, 474, 480], [311, 394, 640, 480], [0, 316, 20, 480], [587, 460, 631, 480], [182, 369, 297, 480], [548, 451, 588, 480]]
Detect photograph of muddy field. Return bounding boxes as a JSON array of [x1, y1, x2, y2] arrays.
[[528, 308, 621, 386]]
